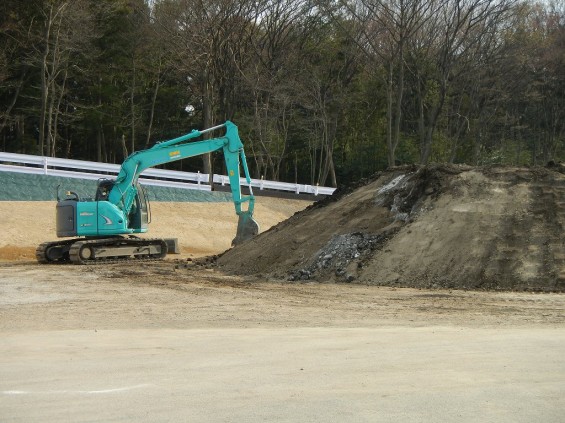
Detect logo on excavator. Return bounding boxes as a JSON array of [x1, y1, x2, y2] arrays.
[[101, 215, 113, 225], [169, 150, 181, 160]]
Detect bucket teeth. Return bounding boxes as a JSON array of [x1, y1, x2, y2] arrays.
[[232, 213, 259, 246]]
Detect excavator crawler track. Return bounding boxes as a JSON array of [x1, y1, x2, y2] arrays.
[[36, 239, 77, 264], [37, 237, 168, 265]]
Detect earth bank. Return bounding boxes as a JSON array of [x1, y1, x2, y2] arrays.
[[215, 165, 565, 292]]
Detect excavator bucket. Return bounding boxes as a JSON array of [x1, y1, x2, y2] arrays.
[[232, 212, 260, 246]]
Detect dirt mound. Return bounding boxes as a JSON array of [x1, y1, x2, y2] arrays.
[[215, 165, 565, 291]]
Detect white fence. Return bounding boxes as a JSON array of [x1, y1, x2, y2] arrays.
[[0, 152, 336, 196]]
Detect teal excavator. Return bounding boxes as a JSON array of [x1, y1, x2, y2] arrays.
[[36, 121, 259, 264]]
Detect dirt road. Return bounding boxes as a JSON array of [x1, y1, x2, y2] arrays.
[[1, 262, 564, 422]]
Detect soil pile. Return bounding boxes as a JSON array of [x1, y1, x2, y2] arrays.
[[216, 164, 565, 291]]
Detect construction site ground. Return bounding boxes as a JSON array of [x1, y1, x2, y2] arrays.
[[1, 166, 565, 422]]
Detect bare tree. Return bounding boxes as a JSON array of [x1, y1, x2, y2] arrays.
[[32, 0, 97, 157], [324, 0, 445, 166], [155, 0, 259, 180], [243, 0, 309, 180], [414, 0, 518, 164], [0, 15, 27, 152]]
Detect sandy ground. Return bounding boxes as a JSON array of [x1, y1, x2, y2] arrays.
[[0, 198, 309, 260], [0, 262, 564, 422]]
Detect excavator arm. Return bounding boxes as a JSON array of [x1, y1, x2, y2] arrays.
[[108, 121, 256, 228]]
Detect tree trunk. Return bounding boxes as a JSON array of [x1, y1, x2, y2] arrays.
[[145, 63, 162, 148], [39, 5, 54, 156], [0, 72, 24, 144], [51, 66, 68, 157], [420, 81, 447, 164], [46, 73, 57, 157], [96, 128, 102, 162], [392, 43, 405, 165], [386, 63, 395, 167], [130, 60, 136, 153], [202, 76, 214, 185], [121, 134, 129, 159]]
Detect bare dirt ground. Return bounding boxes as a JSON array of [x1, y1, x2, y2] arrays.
[[2, 261, 564, 331], [1, 170, 565, 422], [0, 262, 564, 422]]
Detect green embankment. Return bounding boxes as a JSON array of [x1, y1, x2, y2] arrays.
[[0, 171, 232, 202]]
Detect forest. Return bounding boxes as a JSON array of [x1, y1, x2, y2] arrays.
[[1, 0, 564, 187]]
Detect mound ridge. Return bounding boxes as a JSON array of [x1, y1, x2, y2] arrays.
[[216, 165, 565, 291]]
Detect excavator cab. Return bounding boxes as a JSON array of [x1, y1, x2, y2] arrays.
[[127, 182, 151, 230], [94, 179, 150, 231], [95, 179, 114, 201]]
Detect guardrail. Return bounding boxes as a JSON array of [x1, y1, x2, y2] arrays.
[[0, 152, 336, 196]]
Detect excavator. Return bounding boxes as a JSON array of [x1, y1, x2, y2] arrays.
[[36, 121, 259, 264]]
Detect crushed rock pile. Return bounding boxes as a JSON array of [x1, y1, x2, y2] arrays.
[[204, 164, 565, 291]]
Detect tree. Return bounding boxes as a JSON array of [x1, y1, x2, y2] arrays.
[[154, 0, 259, 179], [242, 0, 311, 181], [30, 0, 99, 157], [0, 0, 39, 152]]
